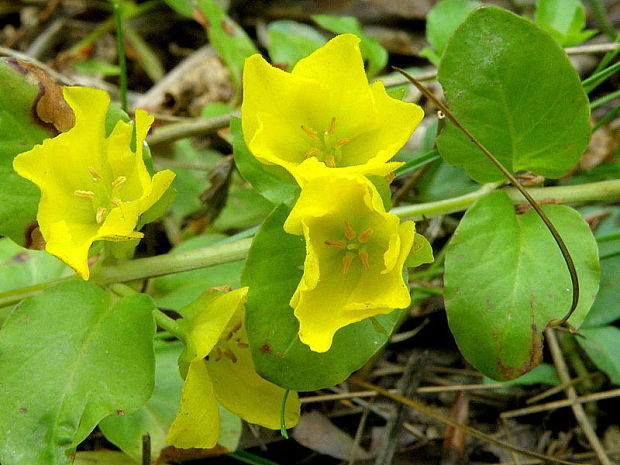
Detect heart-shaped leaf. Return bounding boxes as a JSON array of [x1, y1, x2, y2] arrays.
[[436, 6, 590, 182], [444, 190, 599, 380]]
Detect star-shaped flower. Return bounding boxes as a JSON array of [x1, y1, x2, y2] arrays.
[[241, 33, 424, 186], [13, 86, 175, 279], [284, 175, 415, 352], [167, 287, 300, 449]]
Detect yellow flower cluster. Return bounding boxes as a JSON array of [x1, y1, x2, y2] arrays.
[[242, 34, 430, 352]]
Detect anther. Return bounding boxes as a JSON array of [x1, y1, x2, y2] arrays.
[[231, 320, 242, 334], [111, 176, 127, 190], [224, 331, 234, 342], [301, 125, 319, 139], [96, 207, 107, 224], [304, 147, 320, 159], [336, 138, 352, 147], [358, 228, 374, 243], [358, 250, 370, 272], [326, 117, 336, 135], [88, 167, 102, 181], [324, 155, 336, 168], [74, 190, 95, 199], [223, 348, 238, 363], [343, 220, 356, 240], [111, 198, 122, 206], [325, 240, 345, 249], [237, 341, 249, 349], [213, 347, 223, 362], [342, 253, 354, 276]]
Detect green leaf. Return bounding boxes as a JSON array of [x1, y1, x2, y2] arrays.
[[99, 341, 183, 461], [578, 326, 620, 384], [162, 0, 193, 17], [406, 233, 434, 268], [582, 256, 620, 327], [311, 15, 388, 77], [211, 184, 274, 231], [241, 205, 403, 391], [195, 0, 258, 89], [444, 190, 599, 380], [267, 20, 327, 70], [535, 0, 597, 47], [0, 281, 156, 465], [436, 6, 591, 183], [485, 363, 560, 387], [419, 0, 480, 65], [231, 117, 298, 205], [152, 234, 244, 310], [0, 59, 55, 244]]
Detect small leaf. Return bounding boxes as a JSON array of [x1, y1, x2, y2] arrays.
[[241, 205, 403, 391], [194, 0, 258, 89], [578, 326, 620, 385], [0, 281, 156, 465], [582, 256, 620, 327], [535, 0, 597, 47], [444, 190, 599, 380], [266, 20, 326, 70], [436, 6, 591, 183], [420, 0, 480, 65], [406, 233, 434, 268], [311, 15, 388, 77], [231, 117, 298, 206]]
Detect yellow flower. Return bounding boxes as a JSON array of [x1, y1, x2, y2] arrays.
[[167, 287, 300, 449], [12, 86, 175, 279], [242, 33, 424, 186], [284, 175, 415, 352]]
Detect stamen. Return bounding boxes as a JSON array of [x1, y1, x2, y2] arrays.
[[224, 331, 234, 342], [237, 341, 249, 349], [324, 155, 336, 168], [111, 176, 127, 190], [304, 147, 320, 159], [358, 249, 370, 272], [301, 125, 319, 139], [358, 228, 374, 243], [96, 207, 107, 224], [74, 190, 95, 199], [343, 220, 356, 240], [111, 198, 122, 207], [326, 117, 336, 135], [336, 138, 352, 147], [213, 347, 223, 362], [324, 240, 345, 249], [88, 167, 102, 181], [342, 253, 354, 276], [223, 348, 238, 363], [385, 172, 396, 183], [231, 320, 242, 334]]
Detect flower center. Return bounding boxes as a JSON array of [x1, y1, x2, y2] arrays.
[[324, 220, 374, 275], [207, 317, 249, 364], [300, 117, 353, 168], [73, 167, 127, 225]]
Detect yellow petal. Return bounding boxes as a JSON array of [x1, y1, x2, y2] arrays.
[[206, 310, 300, 429], [167, 360, 220, 449]]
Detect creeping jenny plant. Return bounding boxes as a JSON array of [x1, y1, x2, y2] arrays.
[[13, 86, 175, 279], [168, 287, 300, 448], [241, 33, 424, 185], [284, 175, 415, 352]]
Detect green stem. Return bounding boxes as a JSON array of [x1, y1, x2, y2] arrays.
[[392, 179, 620, 220], [152, 308, 186, 341], [111, 0, 128, 112], [590, 88, 620, 110], [90, 237, 253, 284]]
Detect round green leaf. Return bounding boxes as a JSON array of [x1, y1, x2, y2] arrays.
[[0, 59, 55, 243], [436, 6, 590, 183], [577, 326, 620, 385], [0, 281, 156, 465], [241, 204, 403, 391], [444, 190, 599, 380]]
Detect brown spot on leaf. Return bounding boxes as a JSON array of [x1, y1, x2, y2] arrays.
[[260, 343, 272, 354], [15, 60, 74, 133], [115, 409, 125, 415], [18, 407, 28, 413], [221, 21, 235, 36], [495, 323, 543, 380]]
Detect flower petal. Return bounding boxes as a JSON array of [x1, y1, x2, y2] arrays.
[[167, 360, 220, 449]]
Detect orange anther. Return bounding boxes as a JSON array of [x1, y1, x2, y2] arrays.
[[88, 167, 102, 181], [231, 320, 242, 334], [111, 198, 121, 206], [213, 347, 223, 362], [342, 253, 354, 276], [237, 341, 249, 348], [324, 240, 345, 249], [74, 190, 95, 199], [304, 147, 320, 159], [223, 348, 238, 363], [301, 125, 319, 139], [326, 117, 336, 135], [96, 207, 107, 224], [324, 155, 336, 168], [343, 220, 356, 240], [358, 250, 370, 272], [358, 228, 374, 243], [336, 138, 352, 147], [111, 176, 127, 190]]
